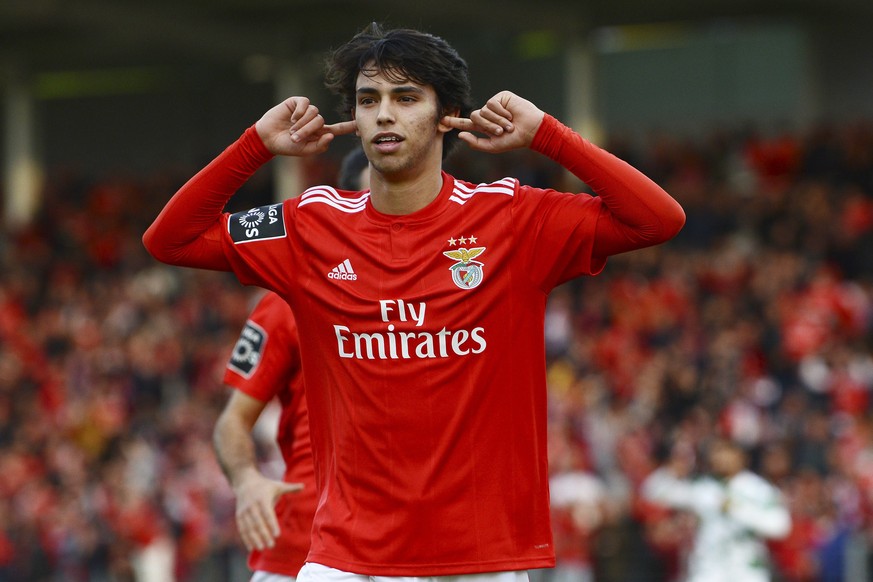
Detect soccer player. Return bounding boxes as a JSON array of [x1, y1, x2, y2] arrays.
[[143, 23, 685, 582], [642, 438, 792, 582], [212, 147, 370, 582], [214, 291, 315, 582]]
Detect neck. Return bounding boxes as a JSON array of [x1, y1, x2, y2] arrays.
[[368, 169, 444, 216]]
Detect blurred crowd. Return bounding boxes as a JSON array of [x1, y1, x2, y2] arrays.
[[1, 119, 872, 581]]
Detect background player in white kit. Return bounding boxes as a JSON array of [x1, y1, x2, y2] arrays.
[[642, 438, 791, 582]]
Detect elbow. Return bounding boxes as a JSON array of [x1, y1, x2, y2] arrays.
[[141, 225, 157, 258], [142, 225, 171, 264], [661, 201, 686, 242], [750, 512, 792, 540], [764, 514, 793, 540], [142, 223, 187, 266]]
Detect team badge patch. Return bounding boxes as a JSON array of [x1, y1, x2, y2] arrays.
[[442, 246, 486, 290], [228, 320, 267, 378], [229, 203, 286, 244]]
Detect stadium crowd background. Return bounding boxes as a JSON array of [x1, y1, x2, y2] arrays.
[[4, 3, 873, 581], [2, 113, 873, 581]]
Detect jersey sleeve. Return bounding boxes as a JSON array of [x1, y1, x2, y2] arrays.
[[519, 115, 685, 290], [726, 474, 791, 540], [219, 201, 301, 291], [513, 183, 607, 291], [223, 292, 301, 403], [142, 125, 275, 272]]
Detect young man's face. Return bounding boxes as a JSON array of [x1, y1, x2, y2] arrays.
[[708, 441, 746, 479], [352, 67, 450, 181]]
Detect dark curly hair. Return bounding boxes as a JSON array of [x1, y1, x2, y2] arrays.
[[324, 23, 473, 159]]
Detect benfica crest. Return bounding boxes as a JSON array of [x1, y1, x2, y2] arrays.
[[442, 247, 486, 290]]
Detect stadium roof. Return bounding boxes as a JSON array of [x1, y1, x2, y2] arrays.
[[3, 0, 873, 73]]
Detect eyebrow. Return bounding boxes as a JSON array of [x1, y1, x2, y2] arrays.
[[356, 85, 425, 96]]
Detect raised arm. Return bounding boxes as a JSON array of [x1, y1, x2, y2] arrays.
[[443, 92, 685, 259], [531, 115, 685, 258], [142, 97, 356, 269], [141, 125, 272, 270]]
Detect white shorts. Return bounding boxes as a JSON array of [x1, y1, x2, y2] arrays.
[[251, 571, 297, 582], [297, 562, 530, 582]]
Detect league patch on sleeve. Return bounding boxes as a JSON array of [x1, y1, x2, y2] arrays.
[[228, 203, 286, 244], [228, 320, 267, 378]]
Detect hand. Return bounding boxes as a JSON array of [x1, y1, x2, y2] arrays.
[[255, 96, 356, 157], [233, 470, 303, 551], [443, 91, 545, 153]]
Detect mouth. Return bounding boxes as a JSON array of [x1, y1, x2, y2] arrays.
[[372, 133, 404, 153]]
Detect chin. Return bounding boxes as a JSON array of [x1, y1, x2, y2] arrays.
[[371, 159, 409, 177]]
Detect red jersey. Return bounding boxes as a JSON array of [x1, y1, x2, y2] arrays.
[[144, 114, 684, 575], [223, 291, 316, 577]]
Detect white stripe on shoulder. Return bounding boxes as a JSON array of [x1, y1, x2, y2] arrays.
[[298, 186, 369, 213], [450, 177, 517, 205]]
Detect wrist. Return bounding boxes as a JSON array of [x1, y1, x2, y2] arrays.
[[243, 125, 276, 164], [230, 465, 262, 492], [529, 114, 568, 158]]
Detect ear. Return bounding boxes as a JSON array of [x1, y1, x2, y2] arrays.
[[438, 107, 460, 134]]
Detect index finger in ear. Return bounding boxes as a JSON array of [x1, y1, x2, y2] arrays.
[[326, 120, 358, 136], [441, 116, 475, 131]]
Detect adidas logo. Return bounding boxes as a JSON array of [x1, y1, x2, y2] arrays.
[[328, 259, 358, 281]]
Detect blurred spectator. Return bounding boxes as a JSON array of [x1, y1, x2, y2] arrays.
[[537, 425, 608, 582], [642, 438, 791, 582]]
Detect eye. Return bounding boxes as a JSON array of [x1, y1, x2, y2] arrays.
[[358, 97, 376, 106]]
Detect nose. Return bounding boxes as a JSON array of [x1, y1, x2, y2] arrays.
[[376, 100, 395, 124]]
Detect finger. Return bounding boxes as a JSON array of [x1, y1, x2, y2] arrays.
[[240, 526, 267, 552], [290, 114, 326, 143], [254, 499, 282, 541], [457, 131, 498, 153], [441, 116, 475, 131], [237, 516, 254, 551], [477, 106, 514, 133], [281, 97, 311, 128], [474, 101, 516, 132], [276, 482, 305, 497], [239, 502, 278, 549], [486, 94, 514, 122], [262, 508, 282, 540], [247, 507, 278, 549], [469, 110, 506, 136], [238, 511, 270, 551], [289, 105, 321, 133], [325, 120, 358, 136]]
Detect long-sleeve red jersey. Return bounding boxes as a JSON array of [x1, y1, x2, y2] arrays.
[[144, 114, 684, 576]]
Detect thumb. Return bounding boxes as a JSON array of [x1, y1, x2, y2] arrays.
[[275, 481, 304, 499]]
